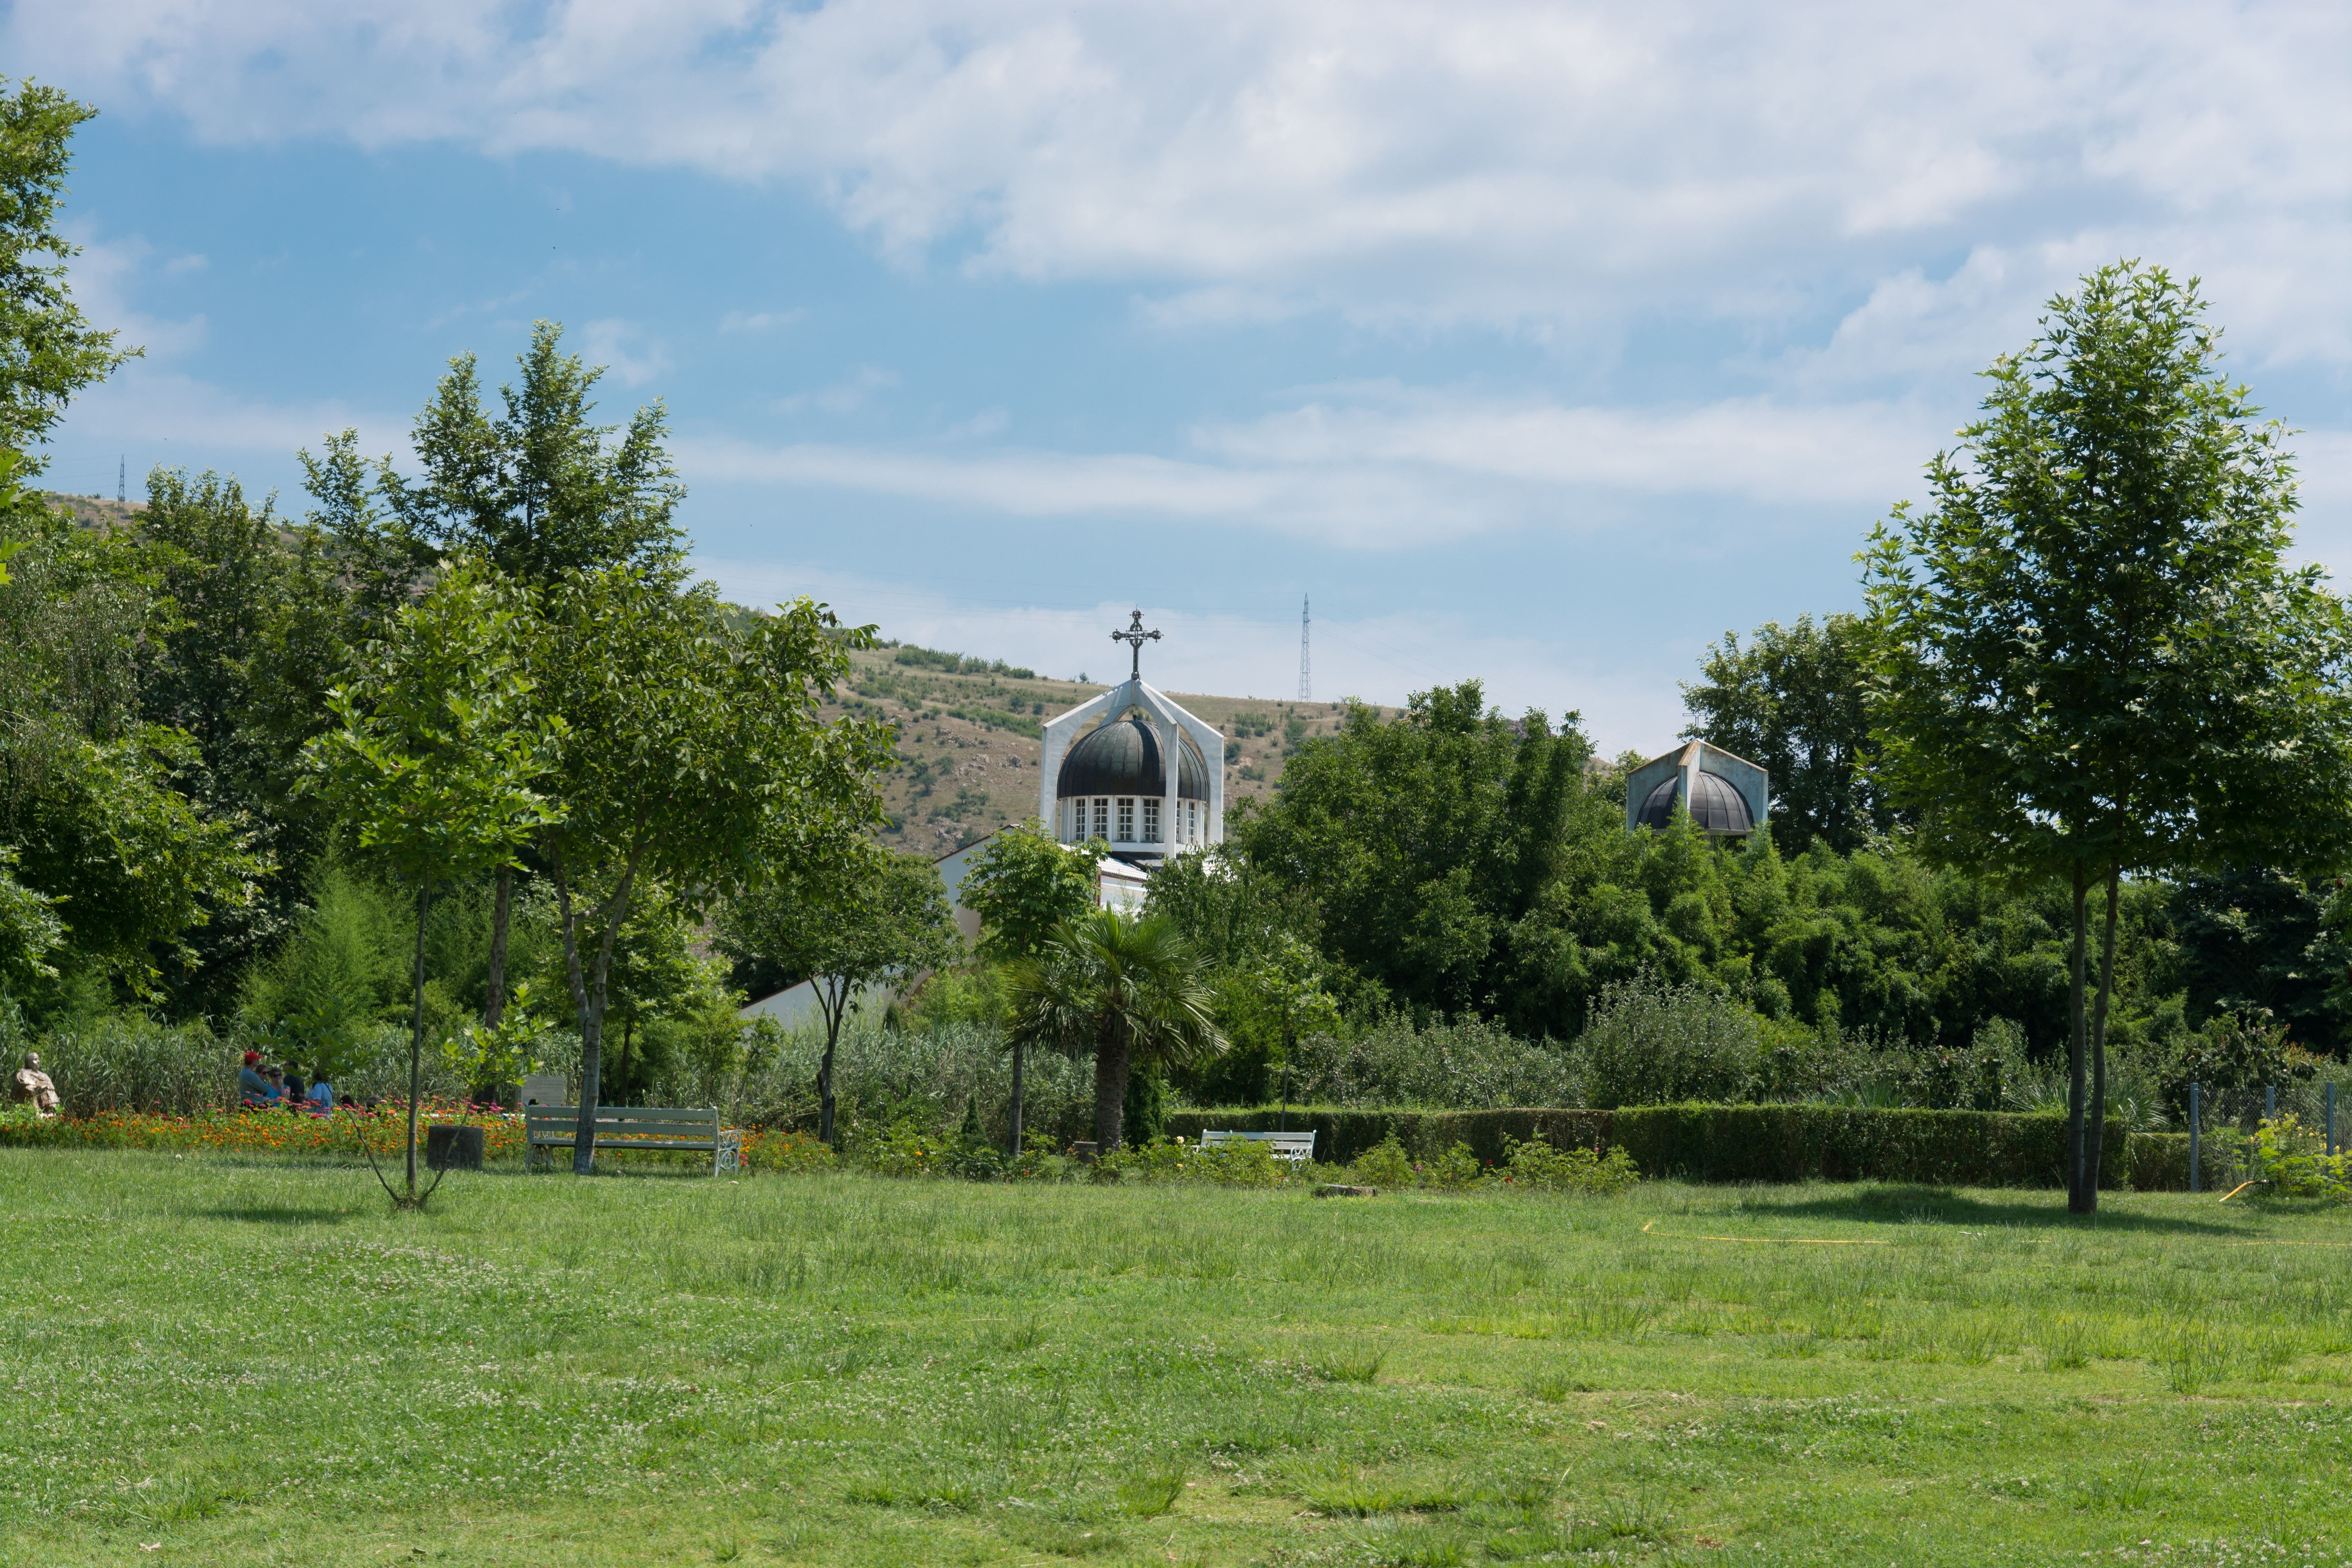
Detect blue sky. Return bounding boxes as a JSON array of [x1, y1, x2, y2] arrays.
[[18, 0, 2349, 752]]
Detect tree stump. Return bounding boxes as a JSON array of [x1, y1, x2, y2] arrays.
[[426, 1124, 485, 1171]]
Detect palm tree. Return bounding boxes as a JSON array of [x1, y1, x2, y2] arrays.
[[1004, 908, 1225, 1152]]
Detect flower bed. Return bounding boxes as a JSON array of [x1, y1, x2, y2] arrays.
[[0, 1103, 527, 1160]]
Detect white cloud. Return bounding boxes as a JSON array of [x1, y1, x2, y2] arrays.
[[64, 225, 208, 359], [20, 1, 2347, 355], [576, 317, 671, 387], [1194, 390, 1939, 506], [52, 363, 406, 497], [677, 388, 1943, 546], [718, 308, 806, 333], [690, 556, 1677, 748], [676, 433, 1488, 546], [945, 408, 1009, 439], [778, 365, 899, 414]]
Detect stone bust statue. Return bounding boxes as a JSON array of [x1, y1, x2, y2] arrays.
[[10, 1053, 58, 1118]]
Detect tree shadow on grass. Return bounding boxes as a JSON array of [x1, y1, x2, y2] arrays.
[[192, 1205, 359, 1226], [1743, 1184, 2255, 1238]]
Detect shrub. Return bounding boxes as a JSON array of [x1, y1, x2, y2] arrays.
[[1578, 975, 1757, 1109], [1097, 1136, 1290, 1187], [1426, 1141, 1484, 1189], [1501, 1136, 1639, 1196], [1283, 1014, 1577, 1109], [739, 1129, 837, 1174], [1350, 1134, 1415, 1189], [737, 1020, 1096, 1149], [1170, 1104, 2129, 1188], [2247, 1114, 2351, 1200]]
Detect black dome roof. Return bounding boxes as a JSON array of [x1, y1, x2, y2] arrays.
[[1057, 717, 1209, 801], [1637, 769, 1753, 834]]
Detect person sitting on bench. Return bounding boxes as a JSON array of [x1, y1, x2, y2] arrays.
[[238, 1051, 276, 1108]]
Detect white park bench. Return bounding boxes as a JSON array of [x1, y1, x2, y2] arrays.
[[1199, 1129, 1317, 1163], [526, 1105, 743, 1176]]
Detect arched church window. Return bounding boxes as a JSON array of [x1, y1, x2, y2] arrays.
[[1143, 799, 1161, 843]]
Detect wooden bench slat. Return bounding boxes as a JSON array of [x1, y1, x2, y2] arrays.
[[543, 1129, 719, 1138], [521, 1107, 742, 1174]]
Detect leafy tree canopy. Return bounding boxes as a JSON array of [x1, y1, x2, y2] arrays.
[[717, 835, 962, 1144], [1863, 260, 2352, 1210], [0, 79, 136, 463], [1681, 613, 1893, 855], [1228, 681, 1587, 1022], [385, 321, 686, 585], [955, 818, 1100, 962]]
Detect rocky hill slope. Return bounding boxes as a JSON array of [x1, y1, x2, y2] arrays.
[[826, 642, 1386, 859]]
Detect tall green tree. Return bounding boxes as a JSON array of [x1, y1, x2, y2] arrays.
[[1681, 613, 1891, 855], [529, 570, 891, 1170], [381, 323, 689, 1032], [1004, 909, 1224, 1152], [133, 469, 355, 1011], [717, 840, 962, 1146], [305, 560, 565, 1203], [0, 498, 260, 1008], [1232, 682, 1587, 1020], [955, 817, 1102, 1150], [385, 321, 686, 587], [0, 79, 137, 465], [297, 430, 436, 639], [1863, 260, 2352, 1213]]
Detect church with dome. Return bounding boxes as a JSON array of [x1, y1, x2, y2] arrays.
[[1624, 740, 1769, 837], [1038, 611, 1225, 868]]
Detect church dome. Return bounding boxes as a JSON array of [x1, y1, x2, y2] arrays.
[[1057, 716, 1209, 801], [1637, 769, 1753, 834]]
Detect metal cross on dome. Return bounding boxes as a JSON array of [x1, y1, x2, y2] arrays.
[[1111, 610, 1161, 681]]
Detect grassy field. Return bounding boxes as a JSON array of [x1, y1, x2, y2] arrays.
[[4, 1153, 2349, 1566]]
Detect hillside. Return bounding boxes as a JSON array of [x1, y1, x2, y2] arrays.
[[825, 642, 1388, 858], [41, 491, 143, 530], [22, 495, 1356, 860]]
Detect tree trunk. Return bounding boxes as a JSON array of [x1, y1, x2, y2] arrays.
[[407, 880, 431, 1201], [2083, 867, 2122, 1214], [572, 888, 630, 1174], [1093, 1032, 1131, 1153], [617, 1014, 634, 1106], [1006, 1039, 1027, 1158], [482, 866, 513, 1028], [557, 852, 642, 1176], [2066, 864, 2091, 1214], [817, 980, 848, 1149]]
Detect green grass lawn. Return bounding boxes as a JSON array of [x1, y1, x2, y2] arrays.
[[4, 1152, 2350, 1566]]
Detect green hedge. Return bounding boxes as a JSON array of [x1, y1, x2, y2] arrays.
[[1167, 1104, 2131, 1189], [2125, 1130, 2252, 1193]]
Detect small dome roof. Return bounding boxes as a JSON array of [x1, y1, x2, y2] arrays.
[[1637, 769, 1753, 834], [1057, 716, 1209, 801]]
